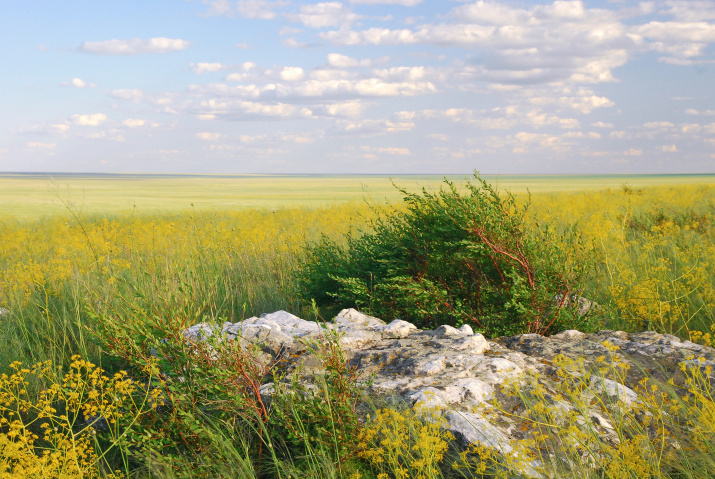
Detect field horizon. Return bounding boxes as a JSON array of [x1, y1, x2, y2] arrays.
[[2, 172, 715, 222]]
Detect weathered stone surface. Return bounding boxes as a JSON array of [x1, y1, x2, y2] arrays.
[[183, 308, 715, 476]]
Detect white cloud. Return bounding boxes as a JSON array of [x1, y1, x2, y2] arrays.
[[685, 108, 715, 115], [610, 130, 630, 139], [662, 144, 678, 152], [123, 119, 146, 128], [283, 37, 308, 48], [110, 89, 145, 101], [280, 66, 305, 81], [662, 1, 715, 22], [80, 37, 190, 55], [237, 0, 284, 19], [62, 78, 95, 88], [72, 113, 107, 126], [378, 147, 411, 155], [191, 62, 229, 74], [51, 124, 70, 134], [318, 1, 650, 89], [529, 93, 614, 114], [361, 145, 412, 155], [591, 121, 614, 128], [202, 0, 233, 16], [644, 121, 675, 128], [280, 26, 304, 36], [187, 98, 314, 120], [327, 53, 372, 68], [282, 134, 315, 144], [681, 123, 701, 134], [623, 147, 642, 156], [78, 130, 125, 142], [197, 132, 223, 141], [319, 101, 367, 117], [350, 0, 421, 5], [295, 2, 361, 29], [339, 118, 415, 135], [427, 133, 449, 141], [27, 142, 56, 148]]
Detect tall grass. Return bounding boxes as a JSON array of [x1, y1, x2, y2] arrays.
[[528, 183, 715, 342], [0, 204, 375, 373], [1, 182, 714, 478]]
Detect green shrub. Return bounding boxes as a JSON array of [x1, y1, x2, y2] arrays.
[[297, 174, 594, 336]]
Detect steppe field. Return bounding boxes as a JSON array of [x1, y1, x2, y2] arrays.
[[1, 172, 713, 220], [1, 173, 715, 478], [2, 171, 714, 364]]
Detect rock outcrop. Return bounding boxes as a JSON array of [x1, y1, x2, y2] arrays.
[[184, 309, 715, 476]]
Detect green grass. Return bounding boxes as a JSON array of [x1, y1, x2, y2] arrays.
[[2, 173, 714, 222], [1, 175, 715, 478]]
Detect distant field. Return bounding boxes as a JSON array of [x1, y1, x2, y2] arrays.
[[1, 173, 714, 221]]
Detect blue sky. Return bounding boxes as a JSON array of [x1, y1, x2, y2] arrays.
[[2, 0, 715, 174]]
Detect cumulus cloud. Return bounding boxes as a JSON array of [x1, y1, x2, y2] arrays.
[[72, 113, 107, 126], [644, 121, 675, 128], [338, 118, 415, 135], [123, 119, 146, 128], [80, 37, 190, 55], [62, 78, 95, 88], [78, 130, 125, 142], [280, 66, 305, 81], [110, 89, 145, 101], [202, 0, 233, 16], [294, 2, 361, 29], [378, 147, 411, 155], [196, 132, 223, 141], [686, 108, 715, 115], [191, 62, 229, 74], [237, 0, 286, 19], [351, 0, 421, 4], [27, 142, 56, 148], [662, 144, 679, 152], [426, 133, 449, 141], [317, 0, 655, 89], [318, 100, 367, 117], [327, 53, 372, 68]]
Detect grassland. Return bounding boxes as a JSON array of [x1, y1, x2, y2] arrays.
[[1, 173, 714, 478], [2, 173, 714, 221]]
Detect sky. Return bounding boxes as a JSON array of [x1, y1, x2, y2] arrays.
[[1, 0, 715, 174]]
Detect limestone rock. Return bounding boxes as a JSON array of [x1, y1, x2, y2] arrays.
[[181, 309, 715, 476]]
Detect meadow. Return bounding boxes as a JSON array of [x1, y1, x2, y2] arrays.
[[1, 173, 712, 221], [1, 173, 714, 478]]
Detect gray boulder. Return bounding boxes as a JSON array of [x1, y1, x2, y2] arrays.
[[182, 308, 715, 477]]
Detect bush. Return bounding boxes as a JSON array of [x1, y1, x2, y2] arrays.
[[297, 174, 594, 336]]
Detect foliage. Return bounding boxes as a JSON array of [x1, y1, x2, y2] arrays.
[[0, 356, 160, 478], [359, 403, 454, 479], [0, 203, 375, 372], [1, 179, 715, 478], [472, 341, 715, 479], [269, 325, 367, 477], [297, 174, 594, 336], [527, 183, 715, 344]]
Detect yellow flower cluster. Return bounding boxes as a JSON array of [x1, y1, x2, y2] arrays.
[[358, 404, 453, 479], [529, 183, 715, 343], [0, 357, 161, 479], [0, 203, 374, 304]]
